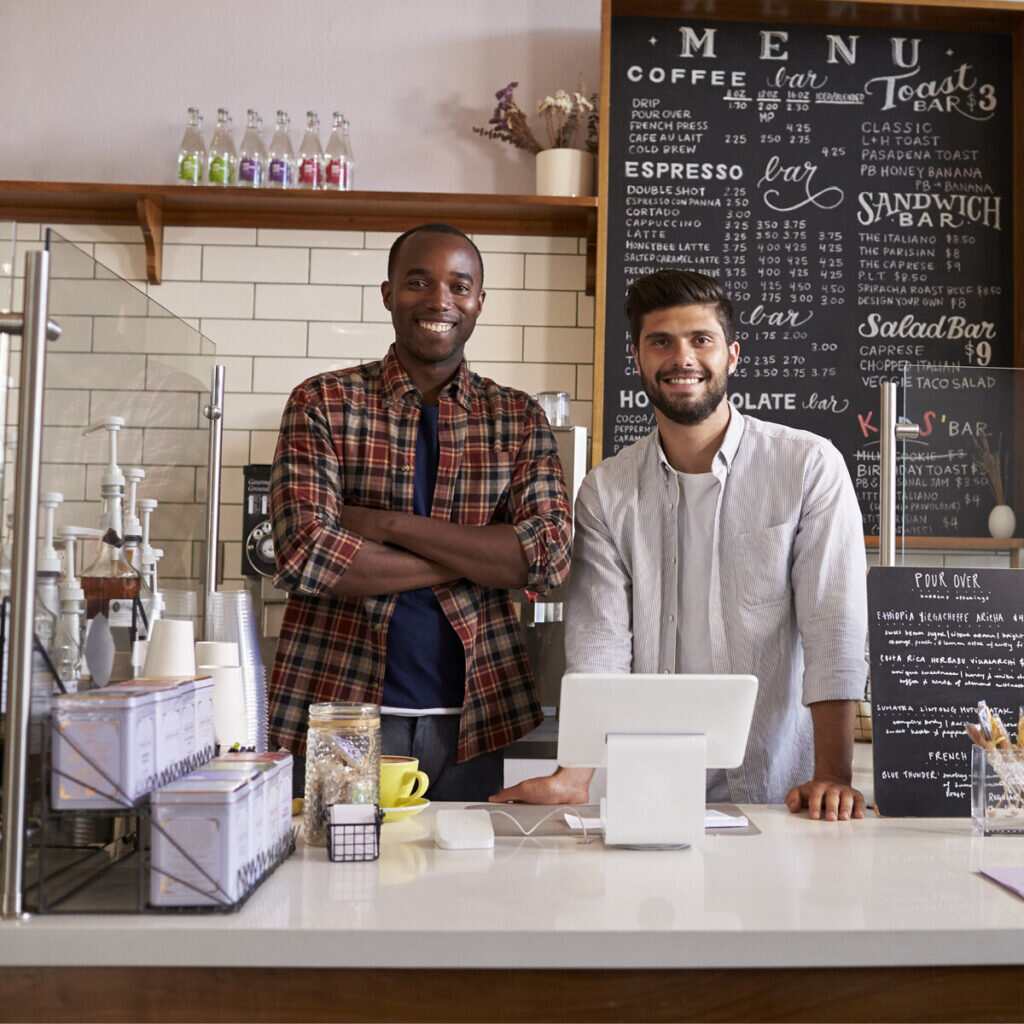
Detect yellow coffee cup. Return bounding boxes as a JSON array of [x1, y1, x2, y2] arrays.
[[379, 755, 429, 807]]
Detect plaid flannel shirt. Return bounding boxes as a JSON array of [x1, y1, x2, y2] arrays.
[[268, 346, 572, 761]]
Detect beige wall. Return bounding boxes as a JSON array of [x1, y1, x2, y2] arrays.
[[0, 0, 600, 193]]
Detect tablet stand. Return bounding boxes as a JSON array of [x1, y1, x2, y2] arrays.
[[601, 732, 705, 849]]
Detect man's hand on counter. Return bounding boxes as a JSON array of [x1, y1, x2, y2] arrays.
[[489, 767, 593, 805], [787, 699, 864, 820], [784, 778, 865, 821]]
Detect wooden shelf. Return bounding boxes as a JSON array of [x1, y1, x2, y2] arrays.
[[864, 536, 1024, 549], [0, 181, 599, 288], [864, 536, 1024, 568]]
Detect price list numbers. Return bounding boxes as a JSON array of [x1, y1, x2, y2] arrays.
[[721, 184, 750, 296]]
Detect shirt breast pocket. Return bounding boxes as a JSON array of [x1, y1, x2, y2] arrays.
[[455, 447, 514, 525], [734, 523, 794, 607]]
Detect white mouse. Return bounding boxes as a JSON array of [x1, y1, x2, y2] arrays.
[[434, 809, 495, 850]]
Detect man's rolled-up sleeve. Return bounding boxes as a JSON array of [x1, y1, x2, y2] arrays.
[[509, 403, 572, 593], [791, 441, 869, 705], [564, 474, 633, 675], [270, 384, 364, 596]]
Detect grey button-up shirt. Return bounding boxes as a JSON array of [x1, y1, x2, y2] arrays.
[[564, 410, 868, 803]]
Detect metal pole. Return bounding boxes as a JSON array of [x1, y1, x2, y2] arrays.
[[879, 383, 898, 568], [878, 381, 920, 568], [0, 317, 61, 340], [1, 251, 52, 919], [203, 365, 225, 641]]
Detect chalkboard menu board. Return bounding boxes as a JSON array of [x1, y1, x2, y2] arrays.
[[898, 363, 1016, 537], [869, 566, 1024, 816], [604, 18, 1014, 534]]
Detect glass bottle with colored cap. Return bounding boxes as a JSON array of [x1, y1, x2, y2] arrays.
[[207, 108, 237, 186], [175, 107, 206, 185]]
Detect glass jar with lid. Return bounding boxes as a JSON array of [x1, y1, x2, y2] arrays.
[[303, 702, 380, 845]]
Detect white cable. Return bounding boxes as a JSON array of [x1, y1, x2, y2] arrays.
[[482, 805, 596, 844]]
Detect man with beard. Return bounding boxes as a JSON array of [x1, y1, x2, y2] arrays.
[[270, 224, 572, 801], [492, 269, 868, 820]]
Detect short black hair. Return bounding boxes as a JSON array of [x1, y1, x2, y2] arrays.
[[625, 269, 734, 345], [387, 223, 484, 286]]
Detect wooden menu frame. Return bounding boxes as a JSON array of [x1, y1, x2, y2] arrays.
[[592, 0, 1024, 474]]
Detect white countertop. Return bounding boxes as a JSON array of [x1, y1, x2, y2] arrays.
[[3, 797, 1024, 970]]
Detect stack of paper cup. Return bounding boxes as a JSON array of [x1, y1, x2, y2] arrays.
[[208, 590, 268, 751], [196, 641, 248, 750], [196, 641, 239, 668], [143, 619, 196, 677]]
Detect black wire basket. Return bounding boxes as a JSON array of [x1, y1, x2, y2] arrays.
[[327, 807, 384, 862]]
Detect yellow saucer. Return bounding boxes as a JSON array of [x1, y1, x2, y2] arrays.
[[382, 797, 430, 823]]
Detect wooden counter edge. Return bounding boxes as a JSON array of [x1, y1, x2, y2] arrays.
[[2, 965, 1023, 1023]]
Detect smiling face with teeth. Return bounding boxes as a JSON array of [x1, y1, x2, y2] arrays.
[[633, 303, 741, 429], [381, 231, 485, 396]]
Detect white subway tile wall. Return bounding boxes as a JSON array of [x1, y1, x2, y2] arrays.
[[0, 225, 595, 586], [0, 223, 1017, 591]]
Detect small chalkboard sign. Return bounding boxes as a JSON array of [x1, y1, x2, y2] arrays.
[[869, 566, 1024, 816]]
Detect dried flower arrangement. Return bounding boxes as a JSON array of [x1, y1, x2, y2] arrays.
[[474, 82, 598, 154], [975, 432, 1008, 506]]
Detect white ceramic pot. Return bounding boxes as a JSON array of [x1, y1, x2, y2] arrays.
[[988, 504, 1016, 539], [536, 148, 595, 197]]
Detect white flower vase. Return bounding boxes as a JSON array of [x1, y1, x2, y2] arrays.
[[536, 148, 594, 197], [988, 504, 1016, 539]]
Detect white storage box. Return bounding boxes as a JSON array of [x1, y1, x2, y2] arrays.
[[192, 675, 216, 756], [176, 679, 197, 766], [217, 752, 293, 845], [52, 688, 158, 809], [111, 677, 196, 781], [150, 776, 251, 907], [212, 761, 272, 864], [192, 764, 261, 868], [150, 682, 184, 779]]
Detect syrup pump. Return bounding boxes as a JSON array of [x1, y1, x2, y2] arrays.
[[1, 429, 18, 550], [53, 526, 102, 691], [79, 417, 144, 625], [35, 492, 64, 654], [122, 467, 145, 561], [132, 498, 164, 678], [79, 417, 149, 683], [138, 498, 163, 624], [0, 492, 63, 709]]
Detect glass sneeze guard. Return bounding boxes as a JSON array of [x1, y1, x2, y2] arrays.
[[900, 361, 1020, 569]]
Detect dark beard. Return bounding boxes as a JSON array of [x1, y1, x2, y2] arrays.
[[641, 368, 728, 426]]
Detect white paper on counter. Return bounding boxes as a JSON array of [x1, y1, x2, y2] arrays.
[[564, 808, 749, 832], [704, 808, 750, 828], [979, 866, 1024, 900]]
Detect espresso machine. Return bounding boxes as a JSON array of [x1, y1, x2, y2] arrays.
[[240, 464, 286, 674]]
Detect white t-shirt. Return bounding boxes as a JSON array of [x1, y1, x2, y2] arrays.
[[674, 469, 730, 802]]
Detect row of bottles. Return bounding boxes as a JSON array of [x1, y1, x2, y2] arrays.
[[177, 107, 355, 190]]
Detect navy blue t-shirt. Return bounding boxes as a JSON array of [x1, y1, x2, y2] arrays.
[[381, 404, 466, 709]]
